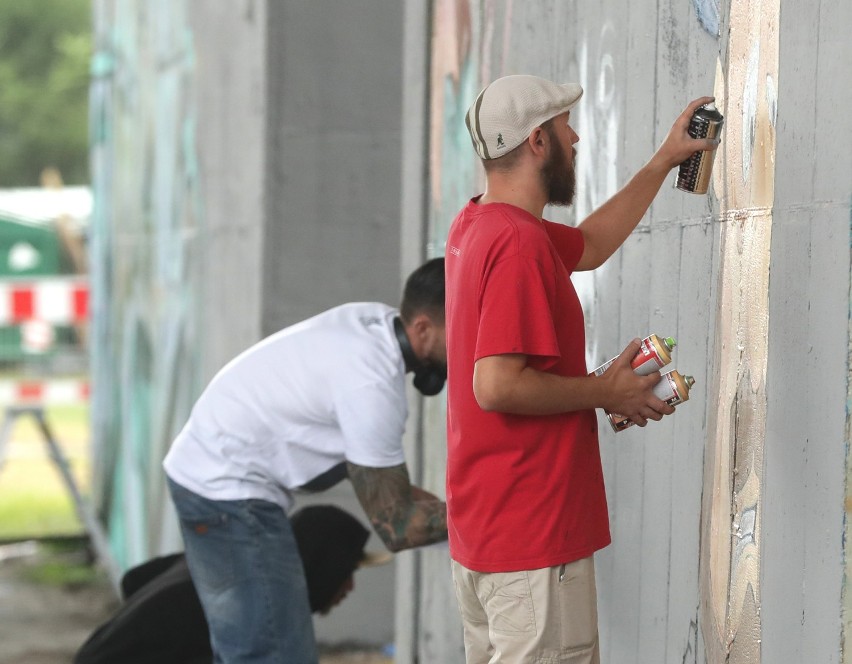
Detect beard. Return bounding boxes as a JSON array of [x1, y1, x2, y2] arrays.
[[540, 126, 576, 206]]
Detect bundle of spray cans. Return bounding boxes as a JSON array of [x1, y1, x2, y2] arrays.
[[593, 334, 695, 432]]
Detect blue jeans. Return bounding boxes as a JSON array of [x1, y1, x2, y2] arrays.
[[167, 477, 318, 664]]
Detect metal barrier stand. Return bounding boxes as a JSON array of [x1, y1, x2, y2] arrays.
[[0, 404, 119, 589]]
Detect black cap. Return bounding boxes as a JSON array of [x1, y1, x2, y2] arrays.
[[291, 505, 371, 612]]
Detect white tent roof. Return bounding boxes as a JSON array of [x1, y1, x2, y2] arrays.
[[0, 187, 91, 226]]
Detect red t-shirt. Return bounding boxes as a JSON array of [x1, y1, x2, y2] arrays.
[[445, 197, 611, 572]]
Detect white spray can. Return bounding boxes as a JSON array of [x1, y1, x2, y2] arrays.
[[608, 370, 696, 432]]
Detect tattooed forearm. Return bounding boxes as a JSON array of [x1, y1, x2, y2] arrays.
[[347, 462, 448, 552]]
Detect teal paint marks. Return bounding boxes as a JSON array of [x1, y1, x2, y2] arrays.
[[433, 56, 479, 257], [90, 0, 204, 572], [693, 0, 721, 37]]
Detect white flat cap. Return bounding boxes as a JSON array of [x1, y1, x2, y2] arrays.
[[465, 74, 583, 160]]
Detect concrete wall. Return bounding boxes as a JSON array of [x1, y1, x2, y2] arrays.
[[189, 0, 268, 376], [399, 1, 852, 663], [261, 1, 405, 646], [91, 0, 404, 648], [263, 2, 405, 332], [763, 0, 852, 660]]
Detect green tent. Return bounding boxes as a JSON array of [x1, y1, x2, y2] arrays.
[[0, 212, 67, 276], [0, 213, 76, 363]]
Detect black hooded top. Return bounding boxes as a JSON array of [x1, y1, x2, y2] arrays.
[[74, 505, 373, 664]]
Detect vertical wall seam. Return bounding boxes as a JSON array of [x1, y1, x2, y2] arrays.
[[841, 201, 852, 664]]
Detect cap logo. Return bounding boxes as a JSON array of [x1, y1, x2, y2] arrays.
[[496, 133, 505, 150]]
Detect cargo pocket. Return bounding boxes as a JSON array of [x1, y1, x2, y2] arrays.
[[485, 571, 536, 635], [557, 558, 598, 656]]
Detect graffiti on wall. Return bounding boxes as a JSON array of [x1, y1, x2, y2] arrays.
[[90, 0, 203, 570], [574, 23, 620, 224], [429, 0, 479, 256], [700, 0, 779, 660], [572, 22, 621, 361], [693, 0, 722, 37]]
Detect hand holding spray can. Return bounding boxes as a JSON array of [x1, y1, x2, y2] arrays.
[[608, 370, 696, 432], [592, 334, 680, 433], [675, 102, 724, 195], [593, 334, 676, 377]]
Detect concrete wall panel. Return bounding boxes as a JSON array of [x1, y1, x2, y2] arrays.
[[189, 0, 267, 374], [763, 206, 849, 664], [763, 0, 852, 659], [263, 1, 404, 332], [261, 0, 405, 646]]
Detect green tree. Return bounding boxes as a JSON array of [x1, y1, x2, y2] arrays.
[[0, 0, 91, 187]]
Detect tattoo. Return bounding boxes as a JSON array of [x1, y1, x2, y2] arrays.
[[347, 462, 447, 552]]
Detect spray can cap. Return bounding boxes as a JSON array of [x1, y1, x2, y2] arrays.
[[684, 375, 695, 389], [664, 336, 677, 351], [704, 101, 717, 111]]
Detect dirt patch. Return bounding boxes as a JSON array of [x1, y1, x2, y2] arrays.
[[0, 540, 391, 664], [0, 540, 117, 664]]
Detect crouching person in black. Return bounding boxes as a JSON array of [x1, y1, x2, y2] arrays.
[[74, 505, 388, 664]]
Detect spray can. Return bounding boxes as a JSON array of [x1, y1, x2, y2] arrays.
[[675, 102, 724, 195], [608, 370, 696, 432], [593, 334, 676, 377]]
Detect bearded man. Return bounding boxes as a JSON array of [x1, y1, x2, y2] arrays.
[[444, 74, 719, 663]]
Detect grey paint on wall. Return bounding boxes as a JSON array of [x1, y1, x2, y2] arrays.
[[260, 1, 405, 645], [189, 0, 267, 376], [263, 1, 405, 333]]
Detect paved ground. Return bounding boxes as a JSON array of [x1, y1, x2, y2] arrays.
[[0, 540, 391, 664], [0, 540, 116, 664]]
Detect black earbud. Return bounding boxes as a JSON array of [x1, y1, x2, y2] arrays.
[[393, 317, 446, 396]]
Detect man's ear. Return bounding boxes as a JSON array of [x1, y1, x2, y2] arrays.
[[409, 313, 432, 339], [527, 127, 549, 159]]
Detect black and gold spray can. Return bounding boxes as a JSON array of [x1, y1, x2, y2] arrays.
[[675, 102, 724, 194]]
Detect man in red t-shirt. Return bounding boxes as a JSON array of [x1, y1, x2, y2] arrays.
[[445, 74, 719, 663]]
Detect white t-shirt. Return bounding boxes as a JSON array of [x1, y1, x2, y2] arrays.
[[163, 302, 408, 511]]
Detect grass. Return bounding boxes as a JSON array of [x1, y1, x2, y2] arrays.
[[24, 558, 101, 587], [0, 490, 83, 539], [0, 402, 90, 541], [23, 541, 101, 587]]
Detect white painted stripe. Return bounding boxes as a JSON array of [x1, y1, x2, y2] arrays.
[[0, 283, 10, 325], [0, 379, 89, 405], [36, 280, 72, 324], [0, 382, 15, 404]]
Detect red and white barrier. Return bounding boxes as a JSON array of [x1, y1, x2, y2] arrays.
[[0, 379, 90, 405], [0, 278, 88, 325]]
